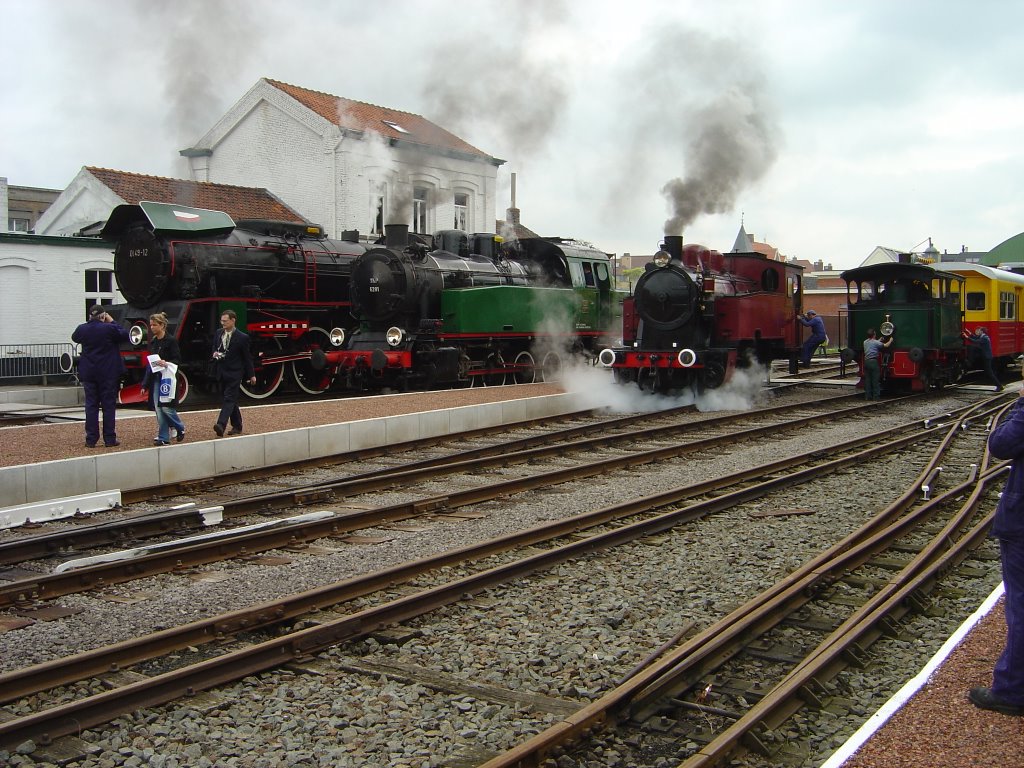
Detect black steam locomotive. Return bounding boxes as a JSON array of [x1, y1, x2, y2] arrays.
[[100, 202, 366, 402], [318, 224, 625, 390]]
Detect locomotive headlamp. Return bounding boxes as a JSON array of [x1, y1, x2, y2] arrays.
[[128, 322, 148, 347], [386, 327, 404, 347], [329, 327, 346, 346], [598, 348, 617, 367], [653, 250, 671, 268], [880, 319, 895, 336], [677, 348, 698, 368]]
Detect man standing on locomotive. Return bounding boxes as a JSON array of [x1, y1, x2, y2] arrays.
[[797, 309, 827, 368], [971, 373, 1024, 715]]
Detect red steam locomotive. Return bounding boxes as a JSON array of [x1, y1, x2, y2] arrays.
[[598, 235, 803, 393]]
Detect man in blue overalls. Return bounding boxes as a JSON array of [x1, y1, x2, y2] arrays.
[[972, 379, 1024, 715], [797, 310, 827, 368]]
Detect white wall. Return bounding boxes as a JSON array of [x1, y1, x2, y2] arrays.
[[33, 169, 126, 237], [188, 81, 500, 239], [0, 177, 8, 232], [0, 235, 120, 346]]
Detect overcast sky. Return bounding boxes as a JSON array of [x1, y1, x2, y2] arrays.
[[3, 0, 1022, 269]]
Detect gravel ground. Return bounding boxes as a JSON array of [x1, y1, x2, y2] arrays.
[[0, 380, 1018, 767]]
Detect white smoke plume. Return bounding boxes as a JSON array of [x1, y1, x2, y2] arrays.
[[557, 358, 772, 415], [420, 0, 572, 164], [610, 24, 781, 236]]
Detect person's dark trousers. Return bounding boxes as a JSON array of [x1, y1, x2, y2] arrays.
[[982, 359, 1001, 388], [82, 377, 119, 445], [864, 359, 881, 399], [217, 378, 243, 431], [994, 537, 1024, 705]]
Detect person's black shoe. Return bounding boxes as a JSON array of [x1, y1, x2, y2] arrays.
[[176, 429, 185, 443], [153, 438, 170, 446], [104, 440, 120, 447], [213, 423, 225, 437], [85, 441, 97, 448], [969, 687, 1024, 716], [228, 428, 242, 436]]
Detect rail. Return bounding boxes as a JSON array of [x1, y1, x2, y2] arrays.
[[0, 343, 77, 384]]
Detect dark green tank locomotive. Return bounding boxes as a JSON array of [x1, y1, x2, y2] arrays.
[[841, 261, 965, 391]]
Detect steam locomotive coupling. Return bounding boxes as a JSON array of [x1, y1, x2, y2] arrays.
[[98, 202, 812, 401], [100, 202, 627, 401]]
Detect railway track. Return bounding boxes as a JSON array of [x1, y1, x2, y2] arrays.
[[0, 392, 900, 601], [0, 389, 1005, 764]]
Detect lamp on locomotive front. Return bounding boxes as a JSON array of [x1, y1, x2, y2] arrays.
[[880, 315, 895, 337]]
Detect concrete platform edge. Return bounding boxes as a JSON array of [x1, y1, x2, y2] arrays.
[[0, 393, 579, 508]]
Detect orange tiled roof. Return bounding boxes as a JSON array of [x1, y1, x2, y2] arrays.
[[266, 78, 494, 161], [752, 241, 782, 261], [86, 168, 306, 223]]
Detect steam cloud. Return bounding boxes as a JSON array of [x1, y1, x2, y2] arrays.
[[421, 0, 571, 164], [661, 87, 778, 235], [612, 25, 781, 237]]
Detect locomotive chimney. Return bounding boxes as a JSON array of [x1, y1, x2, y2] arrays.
[[506, 172, 521, 225], [663, 235, 683, 261], [385, 224, 409, 248]]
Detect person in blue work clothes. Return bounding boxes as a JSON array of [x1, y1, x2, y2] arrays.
[[971, 376, 1024, 715], [797, 309, 827, 367], [965, 327, 1003, 392], [71, 304, 130, 447], [862, 328, 893, 400]]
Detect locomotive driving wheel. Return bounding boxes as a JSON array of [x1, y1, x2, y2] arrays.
[[240, 338, 285, 400], [512, 351, 536, 384], [174, 369, 190, 405], [541, 351, 563, 382], [291, 326, 334, 395]]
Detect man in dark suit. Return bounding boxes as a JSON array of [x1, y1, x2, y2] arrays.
[[212, 309, 256, 436], [72, 304, 130, 447]]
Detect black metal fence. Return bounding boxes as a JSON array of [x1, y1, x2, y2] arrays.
[[0, 343, 78, 384]]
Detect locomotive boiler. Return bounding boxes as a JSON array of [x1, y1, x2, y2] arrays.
[[99, 202, 366, 402], [599, 235, 803, 393], [318, 224, 625, 390]]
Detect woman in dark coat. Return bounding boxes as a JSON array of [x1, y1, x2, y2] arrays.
[[141, 312, 186, 445]]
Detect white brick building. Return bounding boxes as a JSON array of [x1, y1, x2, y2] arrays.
[[181, 78, 504, 239], [0, 232, 118, 347]]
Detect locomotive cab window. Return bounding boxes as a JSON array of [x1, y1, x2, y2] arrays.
[[582, 262, 595, 287], [761, 268, 779, 292], [966, 292, 986, 311], [594, 262, 611, 289]]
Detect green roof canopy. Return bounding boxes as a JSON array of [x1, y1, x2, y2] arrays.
[[100, 201, 235, 241]]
